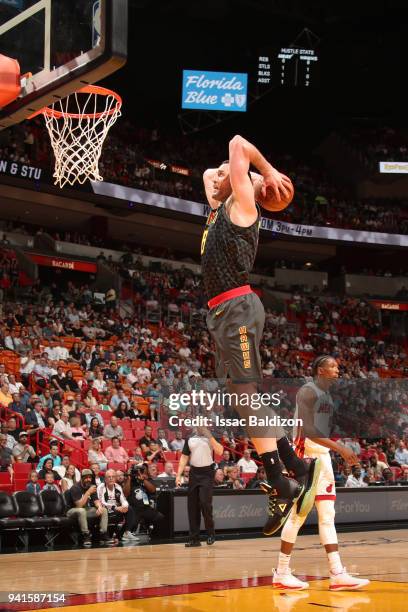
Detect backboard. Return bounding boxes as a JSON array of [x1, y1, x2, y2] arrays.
[[0, 0, 127, 129]]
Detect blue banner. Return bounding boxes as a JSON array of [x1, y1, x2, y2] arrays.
[[181, 70, 248, 112], [0, 0, 23, 9]]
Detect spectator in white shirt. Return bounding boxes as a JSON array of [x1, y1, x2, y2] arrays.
[[158, 461, 176, 478], [54, 455, 80, 481], [345, 465, 368, 488], [33, 357, 53, 383], [52, 411, 73, 440], [93, 371, 108, 394], [178, 341, 191, 360], [237, 449, 258, 474], [157, 428, 170, 451], [126, 367, 139, 386], [7, 375, 25, 396], [169, 430, 185, 452], [395, 441, 408, 468], [137, 363, 151, 384], [44, 342, 69, 361]]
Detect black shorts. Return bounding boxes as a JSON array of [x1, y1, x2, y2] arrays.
[[206, 291, 265, 383]]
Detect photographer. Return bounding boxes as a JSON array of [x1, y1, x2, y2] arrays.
[[97, 469, 138, 542], [122, 463, 164, 532]]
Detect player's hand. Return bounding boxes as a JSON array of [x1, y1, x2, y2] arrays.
[[175, 475, 182, 487], [262, 168, 291, 203], [340, 446, 359, 466]]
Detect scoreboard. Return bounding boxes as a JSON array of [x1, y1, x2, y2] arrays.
[[257, 47, 319, 87]]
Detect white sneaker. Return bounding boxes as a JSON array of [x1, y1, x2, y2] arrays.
[[273, 568, 309, 590], [329, 568, 370, 591], [122, 531, 140, 541]]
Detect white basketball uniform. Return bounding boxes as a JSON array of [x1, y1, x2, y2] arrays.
[[293, 381, 336, 501]]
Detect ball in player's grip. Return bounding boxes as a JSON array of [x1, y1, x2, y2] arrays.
[[259, 173, 294, 212]]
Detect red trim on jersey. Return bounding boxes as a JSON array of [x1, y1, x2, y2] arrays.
[[315, 495, 336, 501], [294, 436, 305, 458], [208, 284, 252, 309]]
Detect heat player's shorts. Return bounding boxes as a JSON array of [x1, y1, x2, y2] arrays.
[[206, 291, 265, 383], [304, 449, 336, 501]]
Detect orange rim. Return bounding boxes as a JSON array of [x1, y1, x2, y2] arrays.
[[30, 85, 122, 120]]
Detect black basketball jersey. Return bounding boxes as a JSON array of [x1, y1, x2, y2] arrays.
[[201, 201, 260, 300]]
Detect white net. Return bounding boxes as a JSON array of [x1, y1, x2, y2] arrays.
[[42, 87, 122, 189]]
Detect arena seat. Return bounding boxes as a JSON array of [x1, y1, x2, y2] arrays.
[[162, 451, 177, 461], [107, 462, 127, 472], [240, 473, 255, 486], [0, 491, 26, 551], [13, 463, 34, 476], [390, 467, 402, 481], [122, 440, 136, 452], [0, 473, 11, 485], [120, 420, 132, 430]]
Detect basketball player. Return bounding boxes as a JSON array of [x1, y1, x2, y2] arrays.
[[201, 135, 321, 535], [273, 355, 370, 590]]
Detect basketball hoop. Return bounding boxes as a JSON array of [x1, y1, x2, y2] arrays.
[[34, 85, 122, 188]]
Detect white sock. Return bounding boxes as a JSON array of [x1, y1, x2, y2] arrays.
[[327, 551, 343, 575], [277, 552, 291, 574]]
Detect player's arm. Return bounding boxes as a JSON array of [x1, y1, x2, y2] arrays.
[[297, 387, 359, 465], [229, 135, 287, 213], [203, 168, 220, 209]]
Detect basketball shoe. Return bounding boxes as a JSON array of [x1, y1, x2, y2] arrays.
[[260, 477, 304, 536], [329, 568, 370, 591], [272, 568, 309, 590], [293, 457, 321, 518]]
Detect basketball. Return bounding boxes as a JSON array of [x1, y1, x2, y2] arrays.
[[259, 173, 294, 212]]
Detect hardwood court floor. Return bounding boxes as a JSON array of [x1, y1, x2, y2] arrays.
[[0, 529, 407, 611]]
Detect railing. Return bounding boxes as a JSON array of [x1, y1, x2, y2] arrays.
[[35, 430, 89, 470]]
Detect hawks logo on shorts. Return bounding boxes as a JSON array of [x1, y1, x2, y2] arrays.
[[239, 325, 251, 368]]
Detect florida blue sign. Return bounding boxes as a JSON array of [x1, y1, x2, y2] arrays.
[[182, 70, 248, 112]]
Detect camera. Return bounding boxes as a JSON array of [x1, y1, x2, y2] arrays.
[[129, 463, 148, 482]]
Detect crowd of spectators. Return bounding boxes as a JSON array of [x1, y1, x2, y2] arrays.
[[2, 120, 408, 235], [0, 277, 408, 545], [340, 126, 408, 167]]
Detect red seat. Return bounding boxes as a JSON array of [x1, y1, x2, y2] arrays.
[[122, 440, 135, 452], [241, 472, 255, 484], [390, 467, 402, 481], [66, 449, 85, 466], [107, 462, 127, 472], [83, 439, 92, 451], [0, 473, 11, 484], [163, 451, 177, 461], [132, 421, 146, 430], [0, 485, 13, 494], [13, 463, 33, 475], [121, 420, 132, 430], [63, 439, 83, 451]]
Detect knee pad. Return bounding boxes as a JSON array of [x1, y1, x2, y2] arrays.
[[316, 499, 337, 545], [281, 507, 306, 544]]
